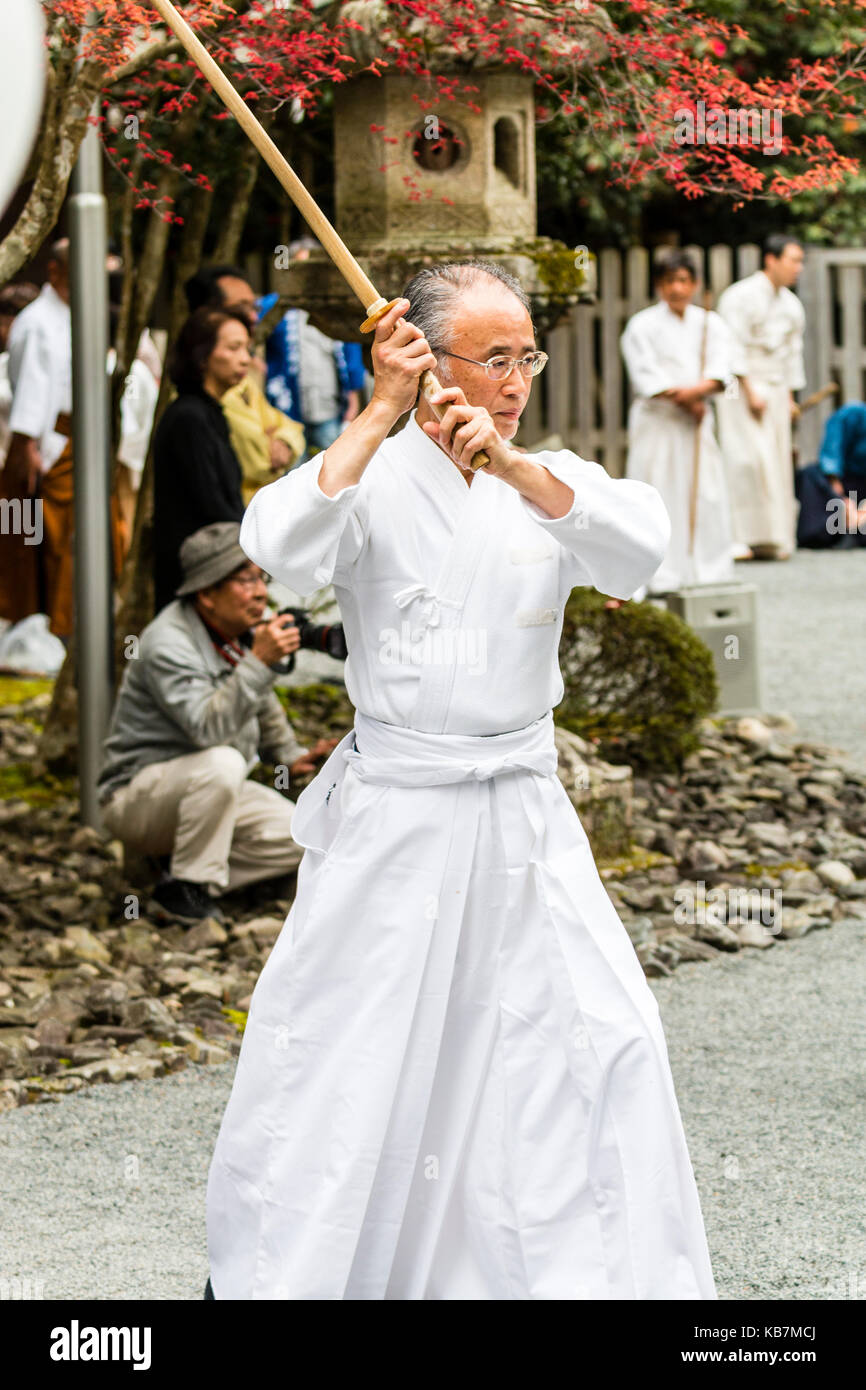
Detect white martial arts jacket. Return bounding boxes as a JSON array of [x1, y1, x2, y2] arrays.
[[7, 282, 72, 472], [716, 270, 806, 391], [620, 300, 737, 401], [239, 409, 671, 735], [619, 301, 739, 590], [0, 352, 11, 465]]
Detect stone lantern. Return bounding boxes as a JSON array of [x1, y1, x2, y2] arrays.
[[268, 1, 599, 342], [335, 70, 537, 251]]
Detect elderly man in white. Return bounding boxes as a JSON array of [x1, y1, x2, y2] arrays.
[[716, 234, 807, 561], [205, 260, 716, 1301], [621, 250, 739, 595]]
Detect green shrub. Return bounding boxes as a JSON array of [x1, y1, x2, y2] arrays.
[[556, 590, 719, 772]]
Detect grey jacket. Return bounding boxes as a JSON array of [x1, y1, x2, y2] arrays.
[[97, 598, 308, 807]]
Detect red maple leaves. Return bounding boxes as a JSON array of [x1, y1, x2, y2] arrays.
[[47, 0, 866, 214]]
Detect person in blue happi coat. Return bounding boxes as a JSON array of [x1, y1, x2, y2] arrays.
[[265, 250, 366, 465], [796, 403, 866, 548]]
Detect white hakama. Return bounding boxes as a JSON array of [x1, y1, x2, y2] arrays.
[[206, 411, 716, 1300], [715, 271, 806, 554], [621, 301, 738, 593]]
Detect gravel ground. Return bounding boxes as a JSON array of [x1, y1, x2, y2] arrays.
[[744, 548, 866, 772], [1, 549, 864, 1301], [1, 917, 863, 1301], [651, 917, 866, 1302]]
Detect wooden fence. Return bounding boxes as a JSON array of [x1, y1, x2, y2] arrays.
[[518, 242, 859, 476]]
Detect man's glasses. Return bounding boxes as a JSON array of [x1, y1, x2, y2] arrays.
[[439, 350, 549, 381], [230, 570, 270, 589]]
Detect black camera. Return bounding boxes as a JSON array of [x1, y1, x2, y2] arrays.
[[241, 607, 347, 674], [279, 606, 348, 662]]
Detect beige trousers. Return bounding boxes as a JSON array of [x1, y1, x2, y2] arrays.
[[101, 746, 303, 893]]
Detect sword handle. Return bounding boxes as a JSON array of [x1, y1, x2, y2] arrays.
[[419, 371, 491, 471]]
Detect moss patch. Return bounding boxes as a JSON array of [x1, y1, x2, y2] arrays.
[[273, 681, 355, 744], [743, 860, 811, 877], [222, 1007, 248, 1036], [0, 762, 76, 805], [597, 847, 673, 878], [512, 237, 590, 297], [0, 677, 54, 706], [0, 763, 72, 803]]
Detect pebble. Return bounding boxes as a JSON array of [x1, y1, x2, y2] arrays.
[[736, 922, 775, 950], [736, 716, 773, 747], [815, 859, 856, 890], [694, 919, 741, 952]]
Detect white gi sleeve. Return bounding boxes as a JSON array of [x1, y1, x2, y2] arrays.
[[719, 282, 765, 366], [240, 449, 367, 593], [7, 320, 52, 440], [715, 282, 747, 337], [518, 450, 672, 601], [704, 311, 741, 386], [620, 311, 677, 397], [785, 297, 807, 393]]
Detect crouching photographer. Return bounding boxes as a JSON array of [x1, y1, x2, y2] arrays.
[[97, 522, 340, 925]]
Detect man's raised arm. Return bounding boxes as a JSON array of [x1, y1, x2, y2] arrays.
[[318, 296, 438, 495], [240, 297, 438, 591]]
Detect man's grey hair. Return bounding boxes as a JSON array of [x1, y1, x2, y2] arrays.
[[401, 260, 533, 381]]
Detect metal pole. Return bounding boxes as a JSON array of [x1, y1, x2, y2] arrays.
[[68, 108, 113, 827]]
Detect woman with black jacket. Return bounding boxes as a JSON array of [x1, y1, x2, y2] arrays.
[[152, 307, 251, 612]]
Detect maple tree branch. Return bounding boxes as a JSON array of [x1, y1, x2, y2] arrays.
[[0, 59, 102, 283], [110, 36, 182, 85]]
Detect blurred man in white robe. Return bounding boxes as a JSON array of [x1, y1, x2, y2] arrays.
[[204, 260, 717, 1302], [0, 241, 125, 637], [716, 235, 806, 560], [0, 241, 74, 638], [621, 250, 738, 595], [0, 282, 39, 465]]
